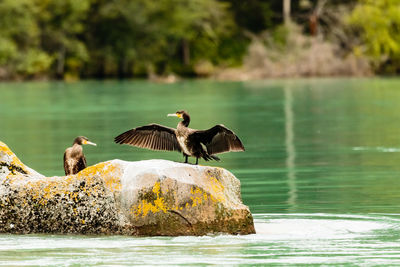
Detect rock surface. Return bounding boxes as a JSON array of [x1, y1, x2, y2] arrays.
[[0, 141, 255, 236]]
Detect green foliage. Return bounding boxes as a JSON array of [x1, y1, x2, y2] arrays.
[[348, 0, 400, 72], [272, 25, 290, 48], [0, 0, 51, 77], [37, 0, 90, 77], [85, 0, 236, 76], [16, 49, 53, 76], [0, 38, 17, 65], [220, 0, 273, 33], [0, 0, 398, 78], [0, 0, 306, 79]]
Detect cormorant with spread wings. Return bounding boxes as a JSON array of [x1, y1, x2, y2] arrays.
[[114, 111, 245, 164]]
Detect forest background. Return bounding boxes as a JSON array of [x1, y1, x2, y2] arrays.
[[0, 0, 398, 81]]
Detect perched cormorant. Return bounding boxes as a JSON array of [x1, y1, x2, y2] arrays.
[[64, 136, 97, 175], [114, 111, 245, 164]]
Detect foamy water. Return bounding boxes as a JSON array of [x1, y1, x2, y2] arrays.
[[1, 214, 400, 266]]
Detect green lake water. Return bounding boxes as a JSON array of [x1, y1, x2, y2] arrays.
[[1, 78, 400, 265]]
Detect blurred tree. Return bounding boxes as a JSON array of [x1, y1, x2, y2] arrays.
[[84, 0, 235, 78], [222, 0, 273, 33], [0, 0, 52, 78], [348, 0, 400, 73], [36, 0, 91, 79], [0, 0, 395, 79]]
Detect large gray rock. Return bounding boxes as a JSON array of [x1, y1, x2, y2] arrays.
[[0, 141, 255, 236]]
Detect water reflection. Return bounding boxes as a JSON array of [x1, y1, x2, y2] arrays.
[[284, 85, 297, 211]]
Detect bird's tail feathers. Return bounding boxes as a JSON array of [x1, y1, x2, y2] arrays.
[[211, 155, 220, 161], [203, 154, 220, 161]]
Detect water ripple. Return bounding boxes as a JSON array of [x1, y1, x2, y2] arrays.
[[0, 214, 399, 266]]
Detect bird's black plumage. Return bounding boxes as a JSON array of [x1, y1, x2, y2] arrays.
[[114, 111, 245, 164], [114, 124, 181, 152], [63, 136, 97, 175]]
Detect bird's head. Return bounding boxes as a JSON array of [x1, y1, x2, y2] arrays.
[[167, 110, 188, 119], [73, 136, 97, 146], [167, 110, 190, 126]]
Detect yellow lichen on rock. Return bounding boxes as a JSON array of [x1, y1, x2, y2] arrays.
[[131, 171, 228, 219], [1, 149, 123, 208], [0, 141, 29, 175], [21, 173, 99, 206], [77, 161, 122, 192], [152, 181, 161, 195], [131, 181, 168, 217], [205, 171, 226, 203], [0, 141, 17, 158], [190, 187, 205, 207]]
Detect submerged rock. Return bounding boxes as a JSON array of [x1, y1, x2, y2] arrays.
[[0, 141, 255, 236]]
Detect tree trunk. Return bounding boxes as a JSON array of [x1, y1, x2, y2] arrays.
[[309, 13, 318, 36], [117, 57, 128, 79], [283, 0, 291, 26], [309, 0, 328, 37], [182, 39, 190, 66], [56, 46, 66, 79]]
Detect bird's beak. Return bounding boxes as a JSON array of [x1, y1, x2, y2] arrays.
[[86, 141, 97, 146], [167, 113, 178, 117]]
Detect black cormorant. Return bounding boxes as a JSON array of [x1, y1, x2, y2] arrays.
[[114, 110, 245, 164], [64, 136, 97, 175]]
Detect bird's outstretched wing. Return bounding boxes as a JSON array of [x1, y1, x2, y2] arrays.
[[189, 124, 245, 155], [114, 124, 181, 152]]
